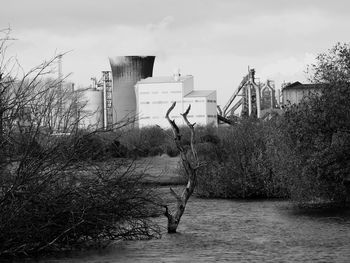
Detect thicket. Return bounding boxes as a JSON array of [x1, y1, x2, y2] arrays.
[[277, 43, 350, 205], [195, 119, 289, 199], [277, 91, 350, 204], [0, 159, 161, 256]]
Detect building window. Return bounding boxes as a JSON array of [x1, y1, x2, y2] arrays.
[[195, 100, 204, 103], [140, 101, 150, 104], [140, 91, 149, 94], [196, 115, 205, 117], [152, 91, 158, 94]]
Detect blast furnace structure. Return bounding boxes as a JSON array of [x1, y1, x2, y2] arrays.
[[109, 56, 155, 124]]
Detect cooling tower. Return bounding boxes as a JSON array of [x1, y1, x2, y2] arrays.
[[109, 56, 155, 124]]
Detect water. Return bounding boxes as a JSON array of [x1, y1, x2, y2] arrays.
[[37, 198, 350, 262]]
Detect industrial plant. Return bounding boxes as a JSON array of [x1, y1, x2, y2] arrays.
[[78, 55, 217, 129], [73, 55, 319, 130]]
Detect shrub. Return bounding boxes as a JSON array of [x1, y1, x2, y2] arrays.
[[162, 143, 178, 157], [0, 161, 161, 257], [279, 83, 350, 204], [196, 119, 289, 199], [108, 139, 128, 158], [118, 126, 168, 157], [74, 133, 107, 160]]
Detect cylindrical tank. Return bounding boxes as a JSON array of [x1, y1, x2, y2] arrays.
[[109, 56, 155, 124], [81, 89, 103, 129]]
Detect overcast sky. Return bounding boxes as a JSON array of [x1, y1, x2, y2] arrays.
[[1, 0, 350, 105]]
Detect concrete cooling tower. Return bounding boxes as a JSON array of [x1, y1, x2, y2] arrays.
[[109, 56, 155, 124]]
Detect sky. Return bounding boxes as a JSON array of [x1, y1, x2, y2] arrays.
[[1, 0, 350, 105]]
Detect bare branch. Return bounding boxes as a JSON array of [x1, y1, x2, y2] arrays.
[[165, 102, 180, 139], [169, 187, 182, 203]]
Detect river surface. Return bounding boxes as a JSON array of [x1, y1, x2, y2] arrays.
[[35, 198, 350, 263]]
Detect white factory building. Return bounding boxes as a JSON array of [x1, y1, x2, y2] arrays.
[[135, 74, 217, 128]]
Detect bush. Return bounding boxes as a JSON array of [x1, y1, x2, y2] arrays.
[[279, 83, 350, 204], [108, 139, 128, 158], [118, 126, 168, 157], [74, 133, 108, 160], [195, 119, 288, 199], [163, 143, 179, 157], [0, 158, 161, 257]]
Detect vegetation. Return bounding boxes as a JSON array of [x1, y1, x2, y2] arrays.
[[279, 43, 350, 204], [195, 119, 289, 199]]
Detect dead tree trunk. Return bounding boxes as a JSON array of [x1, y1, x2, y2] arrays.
[[164, 102, 199, 233]]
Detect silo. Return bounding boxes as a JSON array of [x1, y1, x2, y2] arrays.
[[81, 89, 103, 129], [109, 56, 155, 124]]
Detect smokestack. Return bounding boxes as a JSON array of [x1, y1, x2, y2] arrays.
[[173, 68, 181, 81]]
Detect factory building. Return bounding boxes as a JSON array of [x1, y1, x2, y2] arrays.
[[109, 56, 155, 124], [282, 82, 324, 105], [135, 73, 217, 128]]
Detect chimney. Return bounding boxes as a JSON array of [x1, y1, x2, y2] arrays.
[[173, 68, 181, 81]]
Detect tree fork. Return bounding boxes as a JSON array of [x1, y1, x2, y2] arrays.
[[164, 102, 199, 233]]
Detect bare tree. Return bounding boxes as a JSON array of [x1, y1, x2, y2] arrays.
[[163, 102, 200, 233]]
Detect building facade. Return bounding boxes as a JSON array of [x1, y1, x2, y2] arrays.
[[135, 75, 217, 128], [282, 82, 324, 105]]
